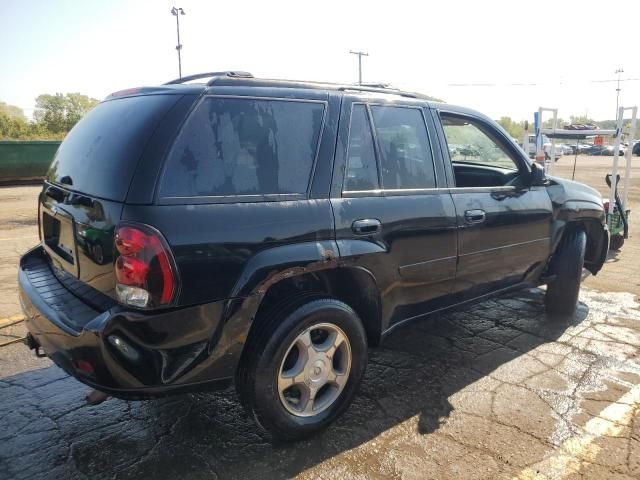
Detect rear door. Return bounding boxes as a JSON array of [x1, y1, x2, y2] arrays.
[[433, 109, 553, 297], [331, 95, 457, 330]]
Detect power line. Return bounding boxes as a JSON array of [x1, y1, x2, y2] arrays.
[[592, 77, 640, 83], [448, 78, 640, 87]]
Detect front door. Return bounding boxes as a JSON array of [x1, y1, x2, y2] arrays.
[[331, 96, 458, 330], [435, 110, 553, 297]]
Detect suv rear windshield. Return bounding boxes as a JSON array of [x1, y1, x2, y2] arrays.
[[47, 94, 180, 202], [159, 97, 325, 199]]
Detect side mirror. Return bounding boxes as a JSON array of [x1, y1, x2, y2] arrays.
[[529, 162, 546, 187]]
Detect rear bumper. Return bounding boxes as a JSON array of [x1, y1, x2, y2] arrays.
[[19, 246, 236, 398]]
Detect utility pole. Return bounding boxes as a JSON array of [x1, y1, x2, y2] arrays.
[[615, 67, 624, 118], [349, 50, 369, 85], [171, 7, 186, 78]]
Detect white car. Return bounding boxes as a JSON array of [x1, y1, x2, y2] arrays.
[[558, 144, 574, 155], [527, 134, 563, 160]]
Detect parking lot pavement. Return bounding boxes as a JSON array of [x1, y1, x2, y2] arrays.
[[2, 186, 640, 479], [1, 288, 640, 479]]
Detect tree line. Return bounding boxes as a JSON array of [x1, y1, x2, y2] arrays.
[[0, 93, 99, 140]]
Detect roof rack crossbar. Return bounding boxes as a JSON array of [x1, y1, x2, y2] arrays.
[[338, 85, 418, 99], [164, 71, 253, 85]]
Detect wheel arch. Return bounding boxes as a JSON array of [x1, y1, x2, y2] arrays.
[[551, 215, 608, 276], [242, 266, 383, 355], [580, 218, 609, 275]]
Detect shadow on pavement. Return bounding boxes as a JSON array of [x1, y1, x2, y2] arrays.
[[0, 288, 589, 480]]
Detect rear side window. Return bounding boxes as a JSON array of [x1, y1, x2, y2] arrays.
[[160, 97, 325, 199], [345, 105, 379, 191], [370, 106, 435, 190], [47, 95, 180, 202]]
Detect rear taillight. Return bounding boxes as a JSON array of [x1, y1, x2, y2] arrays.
[[114, 224, 177, 308]]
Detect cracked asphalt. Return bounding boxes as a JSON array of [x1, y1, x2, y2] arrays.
[[2, 185, 640, 480]]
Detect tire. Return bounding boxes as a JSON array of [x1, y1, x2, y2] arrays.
[[609, 234, 624, 251], [92, 243, 104, 264], [236, 297, 368, 441], [545, 228, 586, 316]]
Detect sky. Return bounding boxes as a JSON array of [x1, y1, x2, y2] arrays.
[[1, 0, 639, 123]]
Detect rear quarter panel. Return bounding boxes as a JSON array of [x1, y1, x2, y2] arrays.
[[121, 200, 337, 305]]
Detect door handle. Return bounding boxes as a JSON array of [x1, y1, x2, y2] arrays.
[[464, 209, 486, 224], [351, 218, 382, 235]]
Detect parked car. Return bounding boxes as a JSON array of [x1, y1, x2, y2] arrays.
[[527, 134, 563, 160], [19, 71, 610, 440], [633, 141, 640, 156], [557, 144, 574, 155], [613, 145, 626, 156], [448, 143, 481, 158], [585, 145, 625, 156], [558, 143, 592, 155], [585, 145, 606, 156], [575, 143, 594, 154]]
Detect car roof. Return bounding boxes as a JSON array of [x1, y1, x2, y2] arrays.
[[105, 70, 439, 101], [104, 71, 491, 120]]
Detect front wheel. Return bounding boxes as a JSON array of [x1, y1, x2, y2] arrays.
[[236, 297, 368, 441], [545, 229, 586, 316]]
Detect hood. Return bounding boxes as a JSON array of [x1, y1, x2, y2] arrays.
[[545, 175, 604, 209]]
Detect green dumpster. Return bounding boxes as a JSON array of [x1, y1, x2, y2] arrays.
[[0, 140, 61, 183]]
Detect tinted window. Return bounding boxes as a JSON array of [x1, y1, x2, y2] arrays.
[[160, 97, 325, 198], [345, 105, 379, 191], [370, 106, 435, 189], [47, 94, 180, 201], [442, 116, 518, 170]]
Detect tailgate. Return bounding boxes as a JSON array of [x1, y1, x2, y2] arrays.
[[40, 183, 123, 302], [38, 93, 184, 302]]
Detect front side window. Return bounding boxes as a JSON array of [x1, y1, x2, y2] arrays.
[[442, 116, 518, 171], [160, 97, 325, 198], [344, 104, 379, 191], [370, 106, 435, 190]]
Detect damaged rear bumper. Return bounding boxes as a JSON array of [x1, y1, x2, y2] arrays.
[[19, 246, 237, 398]]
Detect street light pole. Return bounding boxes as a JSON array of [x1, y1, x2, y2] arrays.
[[615, 67, 624, 117], [349, 50, 369, 85], [171, 7, 186, 78]]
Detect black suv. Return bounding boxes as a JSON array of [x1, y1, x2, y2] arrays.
[[19, 71, 609, 440]]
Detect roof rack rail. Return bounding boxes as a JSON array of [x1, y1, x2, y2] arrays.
[[359, 82, 392, 89], [164, 71, 254, 85], [337, 85, 417, 99]]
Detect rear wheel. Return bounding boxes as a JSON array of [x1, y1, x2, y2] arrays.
[[545, 228, 586, 316], [236, 297, 367, 441], [609, 234, 624, 251]]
